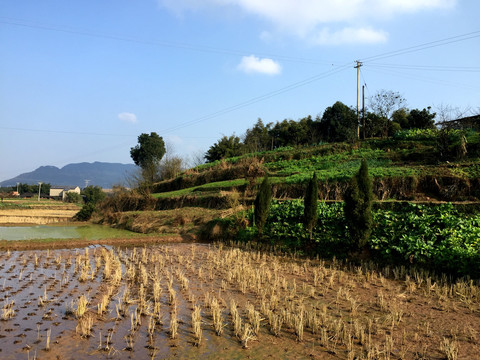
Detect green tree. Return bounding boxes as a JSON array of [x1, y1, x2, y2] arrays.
[[303, 172, 318, 242], [130, 132, 166, 184], [406, 107, 436, 129], [363, 112, 384, 138], [244, 118, 272, 152], [344, 159, 373, 249], [319, 101, 357, 142], [392, 108, 409, 129], [75, 185, 106, 221], [65, 192, 82, 203], [205, 135, 244, 162], [82, 185, 106, 204], [254, 176, 272, 235], [74, 202, 96, 221]]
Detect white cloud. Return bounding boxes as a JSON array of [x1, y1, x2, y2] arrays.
[[313, 27, 388, 45], [118, 112, 138, 124], [237, 55, 282, 75], [159, 0, 457, 45]]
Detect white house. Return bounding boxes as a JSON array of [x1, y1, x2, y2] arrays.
[[50, 186, 81, 201]]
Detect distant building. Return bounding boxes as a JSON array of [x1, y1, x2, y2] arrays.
[[438, 114, 480, 131], [50, 186, 81, 201]]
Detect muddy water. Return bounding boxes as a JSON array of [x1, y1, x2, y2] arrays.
[[0, 245, 321, 360], [0, 225, 140, 241], [0, 226, 81, 240], [5, 243, 477, 359]]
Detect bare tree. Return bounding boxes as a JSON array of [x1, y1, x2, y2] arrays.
[[434, 103, 473, 124], [157, 141, 186, 181], [368, 89, 407, 137], [189, 150, 206, 168]]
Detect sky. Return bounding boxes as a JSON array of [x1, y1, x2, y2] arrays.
[[1, 0, 479, 183]]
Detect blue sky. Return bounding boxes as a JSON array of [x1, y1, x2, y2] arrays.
[[1, 0, 479, 183]]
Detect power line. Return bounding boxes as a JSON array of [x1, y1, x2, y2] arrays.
[[364, 67, 479, 91], [0, 16, 336, 65], [0, 126, 135, 137], [367, 63, 480, 72], [360, 30, 480, 63], [157, 64, 352, 134], [2, 19, 478, 139]]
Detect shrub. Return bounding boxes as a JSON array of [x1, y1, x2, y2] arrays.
[[65, 192, 82, 203], [344, 159, 373, 249], [303, 172, 318, 241], [74, 203, 96, 221], [254, 176, 272, 235]]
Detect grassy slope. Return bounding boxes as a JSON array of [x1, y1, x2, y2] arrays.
[[152, 131, 480, 201]]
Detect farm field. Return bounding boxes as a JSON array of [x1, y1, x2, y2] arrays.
[[0, 200, 80, 224], [1, 243, 479, 359]]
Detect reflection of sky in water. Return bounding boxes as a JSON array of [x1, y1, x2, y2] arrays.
[[0, 226, 81, 240]]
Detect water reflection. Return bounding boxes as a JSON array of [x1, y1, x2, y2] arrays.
[[0, 226, 81, 240]]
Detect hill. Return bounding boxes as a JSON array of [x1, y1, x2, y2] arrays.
[[0, 162, 137, 188], [151, 129, 480, 203]]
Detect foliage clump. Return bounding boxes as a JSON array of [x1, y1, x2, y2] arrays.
[[75, 185, 107, 221], [130, 132, 166, 184], [74, 202, 96, 221], [254, 176, 272, 235], [303, 172, 318, 242], [344, 159, 373, 249]]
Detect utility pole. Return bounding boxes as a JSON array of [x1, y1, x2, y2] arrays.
[[362, 85, 365, 140], [84, 179, 90, 188], [355, 60, 363, 140], [38, 182, 43, 202]]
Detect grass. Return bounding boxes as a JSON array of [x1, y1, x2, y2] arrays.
[[153, 179, 248, 198]]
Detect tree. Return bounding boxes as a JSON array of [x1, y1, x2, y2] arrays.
[[368, 90, 406, 137], [130, 132, 166, 184], [364, 111, 385, 138], [344, 159, 373, 250], [82, 185, 106, 204], [75, 185, 106, 221], [244, 118, 272, 152], [392, 108, 409, 129], [158, 155, 184, 180], [303, 172, 318, 242], [319, 101, 357, 143], [406, 107, 436, 129], [65, 192, 82, 203], [254, 176, 272, 235], [205, 135, 244, 162]]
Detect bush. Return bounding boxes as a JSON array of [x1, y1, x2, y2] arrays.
[[344, 159, 373, 249], [65, 192, 82, 203], [74, 203, 96, 221], [254, 176, 272, 235], [82, 186, 106, 204], [303, 172, 318, 241]]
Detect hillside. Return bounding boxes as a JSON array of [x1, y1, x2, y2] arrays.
[[151, 129, 480, 203], [0, 162, 137, 189]]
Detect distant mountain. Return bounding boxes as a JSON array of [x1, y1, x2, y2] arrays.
[[0, 162, 137, 189]]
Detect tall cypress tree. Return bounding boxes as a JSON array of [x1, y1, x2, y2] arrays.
[[344, 159, 373, 249], [254, 176, 272, 235], [304, 172, 318, 241]]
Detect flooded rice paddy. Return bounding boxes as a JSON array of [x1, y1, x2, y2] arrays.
[[0, 225, 142, 241], [0, 243, 479, 359]]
